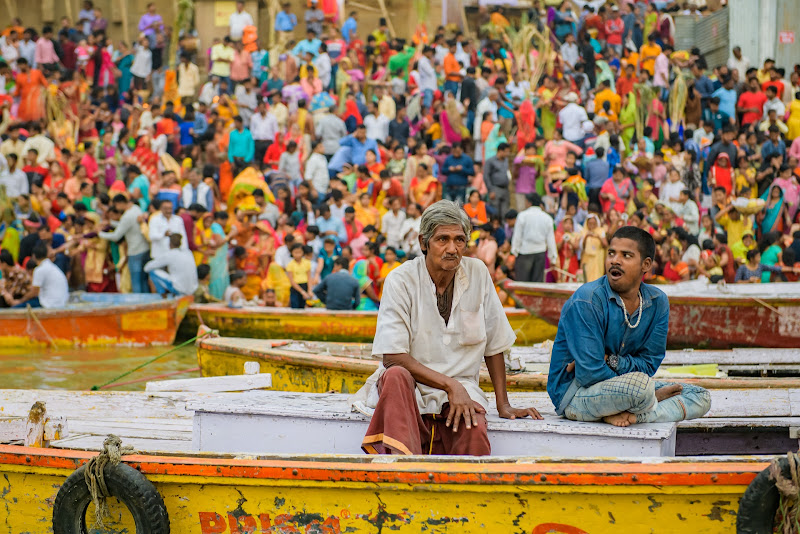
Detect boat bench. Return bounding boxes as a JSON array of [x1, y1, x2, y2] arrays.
[[189, 391, 677, 457]]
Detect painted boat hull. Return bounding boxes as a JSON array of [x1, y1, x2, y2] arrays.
[[0, 444, 766, 533], [197, 337, 800, 393], [0, 293, 192, 348], [181, 304, 558, 345], [506, 281, 800, 349]]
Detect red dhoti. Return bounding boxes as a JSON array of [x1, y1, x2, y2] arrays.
[[361, 366, 491, 456]]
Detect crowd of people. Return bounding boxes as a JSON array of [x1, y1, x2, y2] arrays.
[[1, 0, 799, 310]]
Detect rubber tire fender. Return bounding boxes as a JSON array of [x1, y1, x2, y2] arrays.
[[52, 462, 170, 534], [736, 457, 787, 534]]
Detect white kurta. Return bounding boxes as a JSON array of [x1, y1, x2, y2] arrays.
[[356, 256, 516, 414]]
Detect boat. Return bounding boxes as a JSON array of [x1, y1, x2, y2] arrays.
[[196, 336, 800, 393], [179, 303, 558, 345], [0, 292, 192, 348], [505, 280, 800, 349], [0, 387, 785, 532]]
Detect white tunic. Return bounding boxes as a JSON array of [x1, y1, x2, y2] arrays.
[[358, 256, 516, 414]]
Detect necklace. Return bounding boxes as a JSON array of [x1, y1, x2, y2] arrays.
[[618, 291, 643, 329]]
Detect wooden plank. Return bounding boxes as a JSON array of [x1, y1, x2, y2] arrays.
[[145, 373, 273, 393], [509, 346, 800, 366], [679, 417, 800, 429], [53, 434, 194, 454]]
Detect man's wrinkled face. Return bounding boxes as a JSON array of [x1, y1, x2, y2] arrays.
[[421, 224, 466, 272]]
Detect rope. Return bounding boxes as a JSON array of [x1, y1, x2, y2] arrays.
[[771, 452, 800, 533], [90, 333, 207, 391], [83, 434, 135, 529], [26, 305, 58, 348]]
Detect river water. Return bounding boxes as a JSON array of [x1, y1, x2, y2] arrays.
[[0, 345, 199, 391]]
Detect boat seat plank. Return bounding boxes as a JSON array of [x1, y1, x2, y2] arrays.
[[678, 417, 800, 430], [145, 373, 273, 393], [52, 434, 194, 454], [67, 420, 192, 441]]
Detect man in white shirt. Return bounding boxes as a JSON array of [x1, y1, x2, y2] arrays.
[[313, 44, 332, 88], [353, 200, 540, 456], [229, 0, 254, 41], [177, 53, 200, 102], [148, 199, 188, 260], [727, 46, 750, 83], [199, 77, 221, 106], [558, 92, 588, 143], [560, 33, 580, 72], [0, 154, 28, 198], [511, 193, 558, 283], [363, 102, 389, 142], [473, 90, 499, 140], [144, 234, 198, 296], [399, 201, 422, 257], [304, 140, 330, 196], [182, 168, 213, 210], [21, 123, 55, 165], [10, 243, 68, 308], [381, 197, 406, 248], [417, 47, 437, 109], [250, 101, 278, 165]]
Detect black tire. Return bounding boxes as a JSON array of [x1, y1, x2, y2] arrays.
[[736, 457, 787, 533], [52, 463, 170, 534]]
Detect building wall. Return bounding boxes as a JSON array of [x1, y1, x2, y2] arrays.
[[729, 0, 800, 69]]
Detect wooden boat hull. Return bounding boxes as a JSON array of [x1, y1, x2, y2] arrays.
[[0, 294, 192, 348], [181, 304, 558, 345], [197, 337, 800, 393], [506, 281, 800, 349], [0, 444, 765, 533]]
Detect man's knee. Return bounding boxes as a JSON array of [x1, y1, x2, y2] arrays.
[[380, 366, 415, 391], [617, 372, 655, 412], [686, 387, 712, 419]]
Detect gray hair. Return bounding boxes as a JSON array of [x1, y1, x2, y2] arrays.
[[419, 200, 471, 251]]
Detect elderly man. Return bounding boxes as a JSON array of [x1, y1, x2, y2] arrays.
[[547, 226, 711, 427], [358, 200, 541, 456]]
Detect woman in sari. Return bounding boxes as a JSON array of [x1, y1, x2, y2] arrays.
[[263, 132, 287, 170], [440, 92, 468, 146], [263, 261, 291, 307], [647, 96, 667, 149], [787, 92, 800, 141], [760, 184, 789, 237], [579, 214, 608, 283], [484, 123, 508, 162], [130, 136, 159, 185], [300, 64, 323, 97], [341, 97, 363, 133], [516, 100, 537, 151], [352, 259, 379, 311], [14, 60, 47, 122], [402, 142, 436, 192], [409, 162, 440, 210], [600, 167, 634, 214], [619, 93, 636, 155], [463, 189, 488, 225], [773, 165, 800, 222]]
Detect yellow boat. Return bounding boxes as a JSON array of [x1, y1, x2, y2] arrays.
[[197, 336, 800, 394], [179, 303, 558, 345], [0, 388, 780, 533]]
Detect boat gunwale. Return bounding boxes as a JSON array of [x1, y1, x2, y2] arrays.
[[0, 445, 768, 486], [198, 339, 800, 390], [0, 294, 193, 319], [188, 303, 532, 318]]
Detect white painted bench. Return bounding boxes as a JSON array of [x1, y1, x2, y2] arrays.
[[189, 391, 678, 457]]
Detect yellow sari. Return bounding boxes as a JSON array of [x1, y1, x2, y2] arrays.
[[262, 262, 291, 307]]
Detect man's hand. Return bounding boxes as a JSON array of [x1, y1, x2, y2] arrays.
[[445, 380, 484, 432], [498, 403, 543, 420]]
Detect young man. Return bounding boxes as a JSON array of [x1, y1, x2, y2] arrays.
[[547, 226, 711, 426], [144, 234, 198, 296]]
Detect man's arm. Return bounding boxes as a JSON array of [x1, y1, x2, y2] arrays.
[[562, 299, 617, 387], [614, 307, 668, 376], [143, 255, 168, 273], [99, 210, 133, 242]]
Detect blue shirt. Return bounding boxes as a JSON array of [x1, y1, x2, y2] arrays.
[[711, 87, 737, 118], [341, 17, 357, 44], [228, 128, 255, 163], [442, 154, 475, 187], [316, 215, 347, 244], [547, 276, 670, 415], [694, 75, 715, 101], [762, 139, 787, 160], [292, 39, 322, 58], [275, 11, 297, 32], [338, 136, 380, 165], [585, 158, 610, 189]]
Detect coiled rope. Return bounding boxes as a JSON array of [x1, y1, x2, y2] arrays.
[[771, 452, 800, 534], [83, 434, 134, 529]]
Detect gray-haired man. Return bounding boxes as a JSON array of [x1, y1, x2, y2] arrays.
[[357, 200, 541, 456]]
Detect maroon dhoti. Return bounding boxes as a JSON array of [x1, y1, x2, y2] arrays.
[[361, 366, 491, 456]]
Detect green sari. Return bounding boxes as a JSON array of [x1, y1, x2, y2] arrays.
[[619, 94, 637, 156]]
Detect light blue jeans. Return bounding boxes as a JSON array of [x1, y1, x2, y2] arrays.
[[564, 372, 711, 423]]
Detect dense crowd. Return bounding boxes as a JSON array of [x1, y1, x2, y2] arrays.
[[1, 0, 799, 311]]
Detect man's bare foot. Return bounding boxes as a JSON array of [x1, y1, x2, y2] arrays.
[[656, 384, 683, 402], [603, 412, 637, 427]]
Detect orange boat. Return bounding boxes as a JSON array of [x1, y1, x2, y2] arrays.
[[0, 292, 192, 348]]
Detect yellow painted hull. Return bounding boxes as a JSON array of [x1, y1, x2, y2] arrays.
[[0, 445, 764, 533], [180, 304, 558, 345]]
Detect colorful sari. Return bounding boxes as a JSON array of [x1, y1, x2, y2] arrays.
[[410, 175, 440, 209], [440, 97, 467, 145], [209, 222, 229, 300], [619, 94, 637, 155], [130, 138, 159, 184], [516, 100, 537, 151], [484, 124, 507, 161], [760, 184, 785, 236], [352, 259, 379, 311], [264, 261, 291, 306]]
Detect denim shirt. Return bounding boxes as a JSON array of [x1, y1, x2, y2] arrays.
[[547, 276, 669, 415]]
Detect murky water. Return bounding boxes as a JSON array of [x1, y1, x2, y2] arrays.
[[0, 345, 199, 391]]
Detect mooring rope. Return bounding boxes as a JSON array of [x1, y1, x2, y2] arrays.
[[83, 434, 135, 529], [771, 452, 800, 534]]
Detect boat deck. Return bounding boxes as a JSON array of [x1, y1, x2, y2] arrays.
[[1, 386, 798, 457]]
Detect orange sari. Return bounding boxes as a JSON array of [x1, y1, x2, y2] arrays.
[[15, 69, 47, 122]]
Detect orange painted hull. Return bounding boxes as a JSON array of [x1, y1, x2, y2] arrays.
[[0, 295, 192, 348]]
